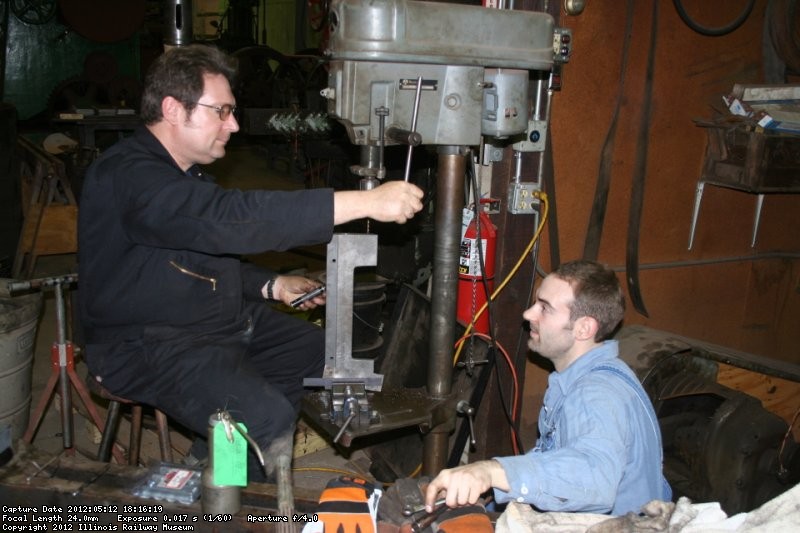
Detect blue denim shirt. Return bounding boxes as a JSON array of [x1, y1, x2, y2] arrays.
[[494, 340, 671, 515]]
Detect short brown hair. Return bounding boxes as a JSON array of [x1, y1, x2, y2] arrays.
[[551, 260, 625, 341]]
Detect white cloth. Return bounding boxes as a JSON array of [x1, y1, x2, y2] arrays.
[[496, 482, 800, 533]]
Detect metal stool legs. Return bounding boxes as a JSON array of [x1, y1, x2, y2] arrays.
[[90, 378, 173, 465], [97, 400, 123, 462]]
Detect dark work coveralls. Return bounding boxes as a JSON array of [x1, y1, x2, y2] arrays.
[[78, 126, 331, 459]]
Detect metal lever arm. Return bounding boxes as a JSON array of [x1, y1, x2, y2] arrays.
[[456, 400, 477, 447], [333, 396, 359, 443], [386, 127, 422, 147], [404, 75, 424, 182]]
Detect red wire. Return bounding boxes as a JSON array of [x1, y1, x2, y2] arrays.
[[454, 333, 521, 455]]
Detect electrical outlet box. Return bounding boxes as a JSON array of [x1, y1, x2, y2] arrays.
[[508, 182, 541, 215], [553, 27, 573, 63]]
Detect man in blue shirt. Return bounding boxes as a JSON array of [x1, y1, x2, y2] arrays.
[[425, 260, 671, 515]]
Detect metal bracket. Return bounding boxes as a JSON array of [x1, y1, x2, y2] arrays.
[[687, 180, 765, 250], [304, 233, 384, 390], [513, 119, 549, 152]]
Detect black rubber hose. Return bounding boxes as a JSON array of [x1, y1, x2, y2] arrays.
[[768, 0, 800, 75], [673, 0, 756, 37]]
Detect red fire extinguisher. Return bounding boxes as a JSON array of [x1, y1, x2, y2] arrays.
[[457, 200, 497, 334]]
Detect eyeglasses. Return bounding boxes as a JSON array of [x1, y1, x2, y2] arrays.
[[196, 102, 237, 121]]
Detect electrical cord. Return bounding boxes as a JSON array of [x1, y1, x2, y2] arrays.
[[673, 0, 755, 37], [466, 155, 497, 347], [454, 183, 549, 454], [767, 0, 800, 76], [511, 238, 542, 454], [452, 190, 549, 367], [293, 465, 371, 479], [464, 157, 521, 453], [454, 332, 522, 455], [405, 178, 548, 475], [778, 405, 800, 477]]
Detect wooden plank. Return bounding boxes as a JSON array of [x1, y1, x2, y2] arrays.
[[14, 203, 78, 277], [717, 362, 800, 440], [293, 420, 330, 459], [19, 203, 78, 255]]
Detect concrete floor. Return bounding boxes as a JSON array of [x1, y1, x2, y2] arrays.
[[6, 138, 375, 500]]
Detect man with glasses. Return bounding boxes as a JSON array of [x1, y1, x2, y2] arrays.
[[424, 260, 671, 516], [78, 44, 424, 484]]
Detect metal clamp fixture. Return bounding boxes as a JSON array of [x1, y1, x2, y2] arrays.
[[303, 234, 383, 442], [304, 233, 384, 390]]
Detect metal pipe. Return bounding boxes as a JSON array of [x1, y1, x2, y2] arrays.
[[536, 87, 554, 183], [356, 146, 382, 192], [751, 194, 765, 248], [163, 0, 193, 47], [55, 282, 66, 346], [533, 78, 544, 121], [359, 145, 381, 172], [376, 106, 389, 180], [423, 145, 466, 476], [54, 283, 73, 449]]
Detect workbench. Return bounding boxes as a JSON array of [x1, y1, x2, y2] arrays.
[[688, 122, 800, 249], [54, 114, 141, 151]]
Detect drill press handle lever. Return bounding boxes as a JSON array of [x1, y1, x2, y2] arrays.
[[456, 400, 477, 447]]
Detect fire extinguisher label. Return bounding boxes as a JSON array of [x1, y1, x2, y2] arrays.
[[459, 237, 488, 276]]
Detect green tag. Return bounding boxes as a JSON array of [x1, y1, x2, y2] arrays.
[[212, 422, 248, 487]]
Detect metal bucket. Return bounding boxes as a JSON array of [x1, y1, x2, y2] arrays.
[[0, 280, 43, 442]]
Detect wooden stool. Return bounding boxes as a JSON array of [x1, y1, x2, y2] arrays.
[[87, 376, 173, 465]]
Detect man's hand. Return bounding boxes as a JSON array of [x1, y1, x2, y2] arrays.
[[272, 276, 325, 309], [333, 181, 424, 225], [423, 460, 509, 511], [364, 181, 424, 224]]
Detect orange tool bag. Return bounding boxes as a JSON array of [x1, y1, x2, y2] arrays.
[[304, 475, 382, 533], [419, 505, 494, 533]]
